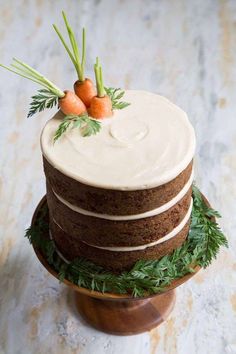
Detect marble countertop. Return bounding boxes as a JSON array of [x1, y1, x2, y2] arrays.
[[0, 0, 236, 353]]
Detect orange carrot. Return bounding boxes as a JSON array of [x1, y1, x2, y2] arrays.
[[89, 58, 112, 119], [74, 78, 96, 107], [88, 96, 112, 119], [59, 90, 86, 116]]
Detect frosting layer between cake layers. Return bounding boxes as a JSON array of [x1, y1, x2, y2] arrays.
[[52, 171, 194, 221], [52, 199, 193, 252], [46, 180, 192, 248], [50, 218, 191, 271], [41, 90, 196, 271]]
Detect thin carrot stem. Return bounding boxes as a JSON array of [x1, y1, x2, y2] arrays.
[[61, 11, 84, 81], [54, 12, 86, 81], [10, 63, 51, 88], [0, 59, 65, 97], [0, 64, 50, 88], [53, 24, 80, 79], [71, 34, 83, 80], [12, 58, 64, 96], [81, 28, 86, 76], [11, 64, 45, 82], [13, 58, 49, 80], [99, 66, 105, 97], [62, 12, 80, 61], [94, 57, 105, 97], [94, 63, 100, 96]]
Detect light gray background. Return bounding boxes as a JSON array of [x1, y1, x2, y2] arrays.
[[0, 1, 236, 353]]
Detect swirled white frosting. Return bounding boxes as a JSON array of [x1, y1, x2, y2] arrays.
[[41, 90, 195, 190]]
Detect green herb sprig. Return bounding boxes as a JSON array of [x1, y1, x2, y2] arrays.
[[105, 87, 130, 110], [25, 205, 55, 264], [25, 186, 228, 297], [188, 185, 228, 267], [53, 113, 101, 142], [28, 89, 59, 118]]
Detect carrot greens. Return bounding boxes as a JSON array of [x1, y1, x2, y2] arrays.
[[53, 11, 86, 81], [25, 186, 228, 297], [94, 57, 105, 97], [0, 58, 65, 117]]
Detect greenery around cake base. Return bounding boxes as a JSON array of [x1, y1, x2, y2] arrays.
[[25, 186, 228, 297]]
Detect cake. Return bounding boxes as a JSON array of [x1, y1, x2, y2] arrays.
[[1, 13, 227, 303], [41, 90, 196, 272]]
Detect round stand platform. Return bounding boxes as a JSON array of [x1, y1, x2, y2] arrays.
[[31, 196, 202, 336]]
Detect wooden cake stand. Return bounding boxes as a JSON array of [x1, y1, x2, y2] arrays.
[[31, 197, 201, 336]]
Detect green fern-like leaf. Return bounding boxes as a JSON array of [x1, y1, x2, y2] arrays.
[[27, 89, 58, 118], [25, 186, 228, 297], [105, 87, 130, 110], [53, 114, 101, 142]]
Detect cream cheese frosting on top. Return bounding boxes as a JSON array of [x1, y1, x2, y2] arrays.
[[41, 90, 196, 190]]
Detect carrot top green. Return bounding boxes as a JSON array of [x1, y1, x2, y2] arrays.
[[94, 57, 105, 97], [0, 58, 65, 117], [53, 11, 86, 82], [0, 58, 64, 98]]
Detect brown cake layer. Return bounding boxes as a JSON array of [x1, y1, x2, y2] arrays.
[[50, 220, 190, 271], [47, 182, 192, 247], [43, 156, 193, 215]]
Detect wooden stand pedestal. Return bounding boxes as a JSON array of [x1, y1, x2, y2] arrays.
[[31, 197, 200, 336], [74, 289, 176, 335]]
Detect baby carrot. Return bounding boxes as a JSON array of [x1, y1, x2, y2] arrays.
[[74, 77, 96, 107], [88, 58, 112, 119], [59, 90, 86, 115]]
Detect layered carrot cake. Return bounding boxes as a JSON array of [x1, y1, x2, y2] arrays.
[[41, 90, 196, 271]]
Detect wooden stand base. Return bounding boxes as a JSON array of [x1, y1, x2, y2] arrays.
[[74, 289, 176, 335], [31, 196, 204, 336]]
